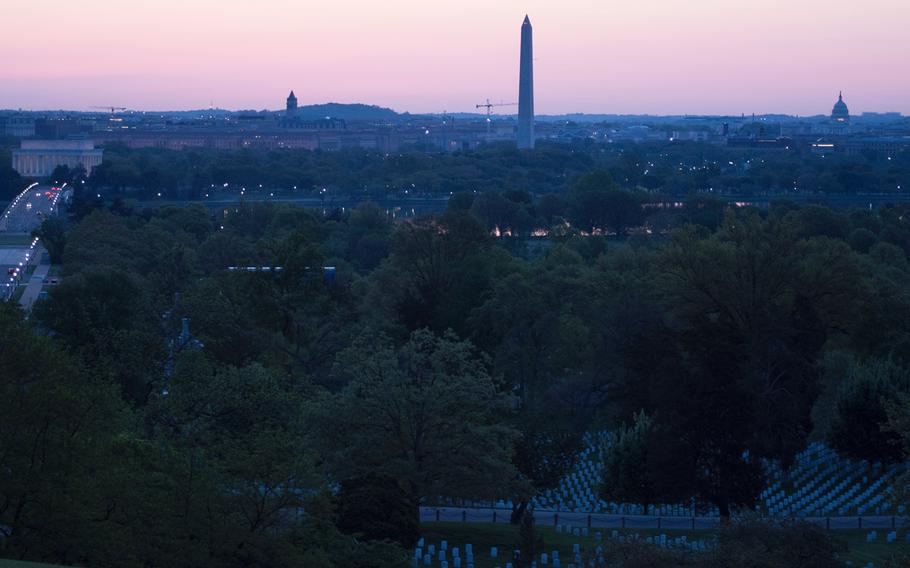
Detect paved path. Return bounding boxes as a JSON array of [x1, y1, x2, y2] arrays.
[[19, 248, 49, 313], [420, 506, 910, 530]]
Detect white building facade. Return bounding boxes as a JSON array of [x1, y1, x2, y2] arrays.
[[12, 139, 104, 178]]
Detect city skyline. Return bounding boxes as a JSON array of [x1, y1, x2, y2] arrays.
[[3, 0, 910, 115]]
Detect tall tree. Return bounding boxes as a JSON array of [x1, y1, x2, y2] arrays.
[[32, 217, 67, 264], [33, 267, 165, 405], [600, 411, 657, 509], [0, 303, 133, 565], [566, 170, 644, 235], [363, 210, 509, 335], [316, 329, 520, 519], [612, 213, 867, 516], [146, 353, 322, 566], [470, 267, 597, 521], [885, 392, 910, 507], [827, 358, 910, 463]]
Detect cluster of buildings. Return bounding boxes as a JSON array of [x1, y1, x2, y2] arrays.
[[2, 15, 909, 180], [586, 92, 910, 156], [727, 93, 910, 156], [4, 92, 907, 181], [0, 16, 541, 180]]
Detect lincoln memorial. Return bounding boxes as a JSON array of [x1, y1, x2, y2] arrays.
[[12, 139, 104, 178]]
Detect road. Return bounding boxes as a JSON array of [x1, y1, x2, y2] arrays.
[[136, 194, 451, 217], [0, 183, 63, 234], [420, 506, 910, 530], [0, 184, 63, 305]]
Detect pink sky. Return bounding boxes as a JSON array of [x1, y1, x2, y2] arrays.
[[3, 0, 909, 115]]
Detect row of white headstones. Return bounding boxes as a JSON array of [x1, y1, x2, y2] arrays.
[[413, 531, 714, 568]]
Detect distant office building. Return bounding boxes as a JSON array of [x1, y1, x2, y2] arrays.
[[287, 91, 298, 116], [517, 15, 535, 149], [831, 92, 850, 123], [1, 114, 36, 137], [35, 117, 94, 139], [811, 136, 910, 156], [671, 129, 712, 142], [860, 112, 902, 121], [12, 140, 103, 178], [839, 136, 910, 156], [280, 117, 347, 130], [728, 137, 794, 150]]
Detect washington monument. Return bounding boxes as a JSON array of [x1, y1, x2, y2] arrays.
[[517, 15, 535, 149]]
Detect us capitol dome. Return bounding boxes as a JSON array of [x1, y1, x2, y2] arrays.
[[831, 91, 850, 123]]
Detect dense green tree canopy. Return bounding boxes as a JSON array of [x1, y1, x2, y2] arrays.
[[5, 146, 910, 566], [315, 329, 520, 509]]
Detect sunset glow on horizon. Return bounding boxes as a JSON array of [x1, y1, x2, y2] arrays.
[[3, 0, 909, 115]]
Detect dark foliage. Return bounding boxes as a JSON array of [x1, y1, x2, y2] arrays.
[[337, 475, 420, 548]]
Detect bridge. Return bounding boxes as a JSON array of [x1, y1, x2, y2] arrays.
[[0, 183, 65, 233], [0, 183, 66, 304]]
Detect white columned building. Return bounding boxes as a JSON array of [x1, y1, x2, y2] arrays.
[[11, 140, 104, 178]]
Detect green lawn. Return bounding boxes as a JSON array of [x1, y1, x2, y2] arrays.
[[420, 522, 697, 568], [0, 560, 75, 568], [420, 522, 910, 567], [0, 235, 31, 246], [838, 530, 910, 566]]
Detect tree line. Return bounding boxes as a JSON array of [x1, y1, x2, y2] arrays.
[[18, 139, 909, 202]]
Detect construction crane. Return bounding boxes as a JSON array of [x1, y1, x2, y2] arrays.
[[90, 106, 128, 129], [91, 106, 127, 115], [475, 99, 517, 135]]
